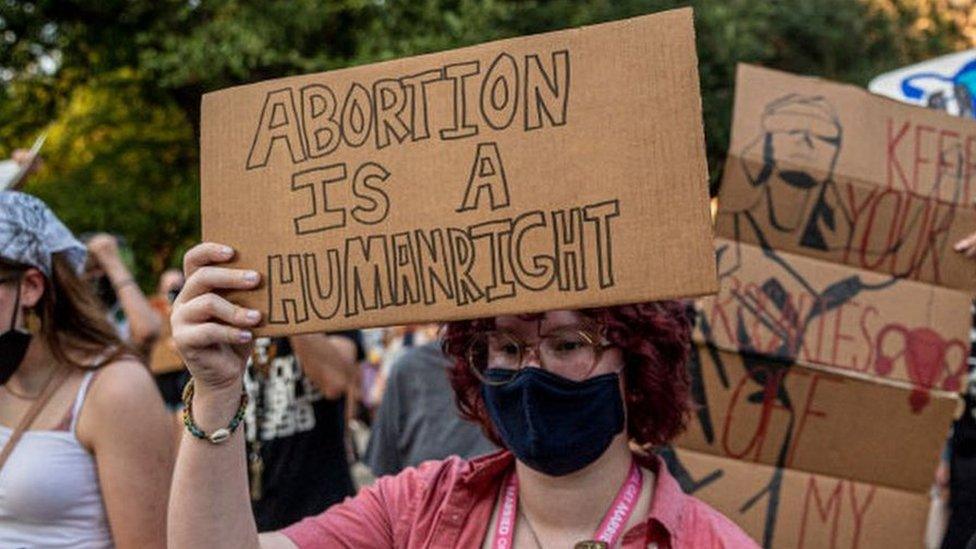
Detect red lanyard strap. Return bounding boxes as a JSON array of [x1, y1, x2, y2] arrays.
[[493, 460, 643, 549]]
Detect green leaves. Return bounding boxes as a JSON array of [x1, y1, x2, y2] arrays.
[[10, 69, 197, 285]]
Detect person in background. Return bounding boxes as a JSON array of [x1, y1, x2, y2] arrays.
[[244, 330, 364, 532], [940, 368, 976, 549], [358, 329, 385, 413], [941, 233, 976, 548], [149, 268, 187, 405], [367, 324, 438, 408], [148, 268, 188, 444], [947, 382, 976, 549], [365, 340, 496, 477], [0, 191, 173, 548], [3, 148, 43, 191], [156, 268, 184, 305], [83, 233, 161, 356], [167, 242, 757, 548]]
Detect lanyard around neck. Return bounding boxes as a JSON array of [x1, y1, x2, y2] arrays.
[[492, 459, 643, 549]]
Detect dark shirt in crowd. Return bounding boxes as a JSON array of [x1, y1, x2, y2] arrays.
[[945, 391, 976, 549], [365, 342, 496, 477], [244, 334, 363, 532], [945, 302, 976, 549]]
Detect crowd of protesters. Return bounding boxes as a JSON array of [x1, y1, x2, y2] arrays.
[[1, 148, 976, 549]]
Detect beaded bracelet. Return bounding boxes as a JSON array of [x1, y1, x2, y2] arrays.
[[181, 378, 248, 444]]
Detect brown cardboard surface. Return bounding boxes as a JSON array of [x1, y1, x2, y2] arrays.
[[676, 343, 957, 493], [697, 238, 971, 395], [693, 64, 966, 549], [663, 447, 930, 549], [717, 64, 976, 292], [200, 8, 717, 336]]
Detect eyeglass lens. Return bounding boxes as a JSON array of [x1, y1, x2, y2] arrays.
[[469, 328, 601, 383]]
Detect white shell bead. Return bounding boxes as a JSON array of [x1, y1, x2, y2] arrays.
[[209, 428, 231, 444]]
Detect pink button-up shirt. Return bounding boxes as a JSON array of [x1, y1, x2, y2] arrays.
[[282, 450, 758, 548]]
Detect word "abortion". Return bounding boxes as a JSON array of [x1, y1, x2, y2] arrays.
[[246, 50, 571, 169]]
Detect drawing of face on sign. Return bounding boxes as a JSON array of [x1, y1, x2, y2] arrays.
[[736, 95, 851, 252]]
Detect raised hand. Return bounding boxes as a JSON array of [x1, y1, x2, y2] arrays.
[[171, 243, 262, 393]]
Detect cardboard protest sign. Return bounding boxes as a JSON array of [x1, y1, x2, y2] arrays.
[[679, 64, 967, 548], [697, 238, 971, 397], [716, 64, 976, 292], [869, 50, 976, 119], [662, 447, 931, 549], [201, 8, 717, 335], [676, 343, 957, 493]]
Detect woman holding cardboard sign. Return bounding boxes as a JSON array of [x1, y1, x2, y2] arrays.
[[168, 242, 756, 548]]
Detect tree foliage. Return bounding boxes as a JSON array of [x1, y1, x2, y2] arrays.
[[0, 0, 971, 285]]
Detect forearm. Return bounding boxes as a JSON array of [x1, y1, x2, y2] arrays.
[[290, 334, 356, 399], [169, 384, 259, 549], [102, 257, 162, 346]]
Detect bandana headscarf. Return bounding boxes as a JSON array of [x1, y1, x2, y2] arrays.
[[0, 191, 86, 276]]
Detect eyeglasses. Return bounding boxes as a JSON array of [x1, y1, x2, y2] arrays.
[[465, 326, 614, 386]]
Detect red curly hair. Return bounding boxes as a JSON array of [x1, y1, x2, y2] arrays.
[[441, 300, 693, 449]]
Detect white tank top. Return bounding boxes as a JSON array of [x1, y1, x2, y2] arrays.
[[0, 371, 113, 548]]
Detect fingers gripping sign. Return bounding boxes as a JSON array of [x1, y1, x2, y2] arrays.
[[172, 243, 263, 393]]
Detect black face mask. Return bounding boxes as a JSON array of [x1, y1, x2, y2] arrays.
[[482, 367, 625, 477], [0, 280, 31, 385]]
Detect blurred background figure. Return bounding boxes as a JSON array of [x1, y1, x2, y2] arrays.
[[942, 230, 976, 548], [156, 268, 184, 305], [942, 370, 976, 549], [0, 141, 44, 192], [81, 233, 161, 357], [148, 268, 188, 441], [367, 324, 439, 408], [243, 332, 364, 532], [357, 328, 386, 414], [365, 339, 496, 477]]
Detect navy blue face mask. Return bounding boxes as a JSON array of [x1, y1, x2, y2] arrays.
[[482, 367, 625, 477]]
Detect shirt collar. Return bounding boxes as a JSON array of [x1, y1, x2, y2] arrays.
[[639, 453, 689, 542], [459, 449, 514, 485], [458, 449, 689, 542]]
